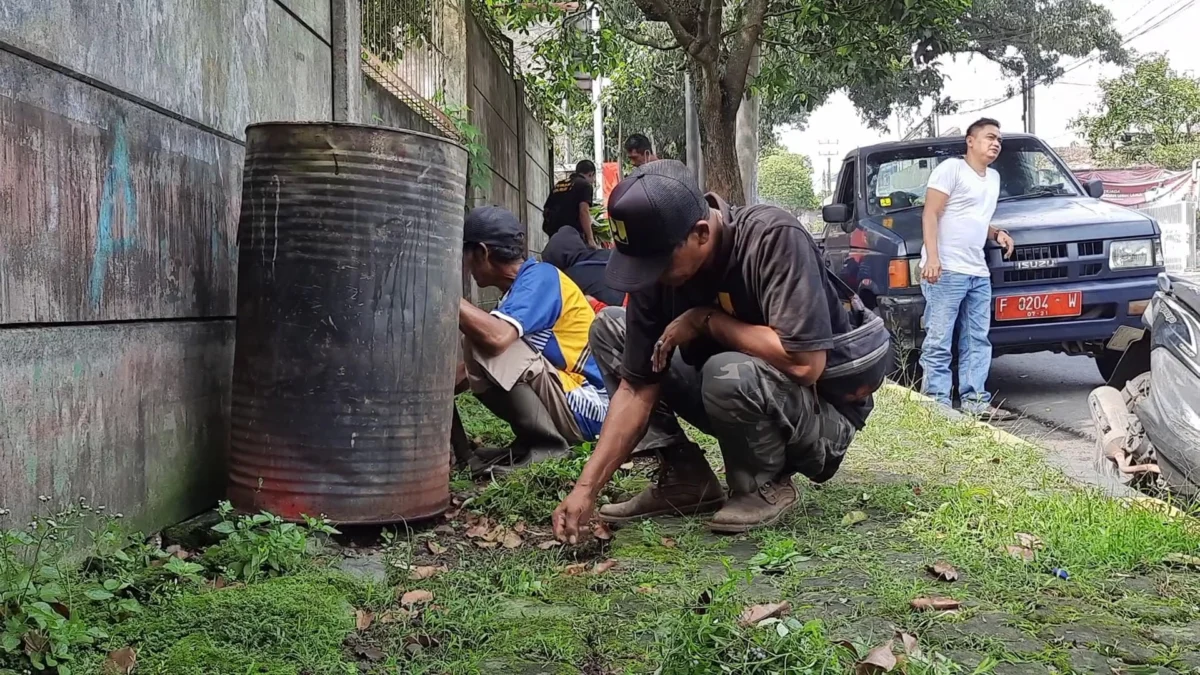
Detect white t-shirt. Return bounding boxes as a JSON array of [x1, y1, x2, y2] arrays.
[[920, 157, 1000, 278]]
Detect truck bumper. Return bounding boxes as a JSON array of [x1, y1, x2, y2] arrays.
[[877, 275, 1158, 355]]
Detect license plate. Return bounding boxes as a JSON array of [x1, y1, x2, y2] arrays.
[[995, 291, 1082, 321]]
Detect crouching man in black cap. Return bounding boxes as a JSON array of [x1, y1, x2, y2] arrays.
[[552, 160, 874, 538], [457, 206, 609, 476]]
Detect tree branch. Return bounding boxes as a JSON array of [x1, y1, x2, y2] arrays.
[[631, 0, 698, 52], [723, 0, 768, 106], [616, 24, 680, 50]]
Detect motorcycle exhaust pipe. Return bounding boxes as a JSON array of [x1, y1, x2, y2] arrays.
[[1088, 386, 1134, 480]]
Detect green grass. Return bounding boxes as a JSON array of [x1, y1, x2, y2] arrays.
[[38, 387, 1200, 675]]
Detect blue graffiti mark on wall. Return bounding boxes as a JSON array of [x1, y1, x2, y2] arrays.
[[88, 119, 138, 310]]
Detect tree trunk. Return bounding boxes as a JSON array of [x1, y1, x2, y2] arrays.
[[735, 46, 761, 205], [696, 67, 745, 203]]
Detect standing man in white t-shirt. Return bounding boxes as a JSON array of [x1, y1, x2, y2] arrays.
[[919, 118, 1015, 417]]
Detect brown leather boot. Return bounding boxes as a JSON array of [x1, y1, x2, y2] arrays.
[[598, 445, 725, 523], [707, 477, 798, 533]]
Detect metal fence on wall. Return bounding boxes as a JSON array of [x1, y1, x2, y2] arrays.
[[1137, 200, 1199, 273], [361, 0, 459, 137]]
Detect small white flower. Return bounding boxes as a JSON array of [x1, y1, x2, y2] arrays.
[[38, 495, 50, 502], [114, 513, 124, 519]]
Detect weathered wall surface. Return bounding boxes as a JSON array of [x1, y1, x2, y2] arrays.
[[0, 0, 331, 529], [362, 77, 439, 137], [0, 322, 233, 533]]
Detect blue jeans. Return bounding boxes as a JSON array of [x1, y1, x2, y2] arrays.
[[919, 271, 993, 413]]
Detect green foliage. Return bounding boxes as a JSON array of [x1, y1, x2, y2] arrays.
[[0, 500, 201, 675], [955, 0, 1126, 83], [436, 96, 493, 195], [472, 445, 594, 524], [1074, 55, 1200, 170], [746, 538, 810, 575], [207, 502, 339, 583], [757, 152, 820, 212], [107, 573, 356, 675]]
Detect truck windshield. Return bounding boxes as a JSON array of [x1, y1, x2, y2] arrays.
[[863, 138, 1080, 217]]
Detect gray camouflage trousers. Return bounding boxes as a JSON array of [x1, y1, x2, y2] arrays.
[[590, 307, 857, 493]]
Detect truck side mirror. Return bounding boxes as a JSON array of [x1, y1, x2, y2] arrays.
[[823, 203, 854, 233], [1085, 179, 1105, 199]]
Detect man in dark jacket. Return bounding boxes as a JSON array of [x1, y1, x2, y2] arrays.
[[542, 227, 624, 308], [543, 160, 598, 247]]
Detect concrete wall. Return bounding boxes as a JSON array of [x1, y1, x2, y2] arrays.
[[0, 0, 332, 531], [1, 0, 553, 530], [463, 14, 552, 260]]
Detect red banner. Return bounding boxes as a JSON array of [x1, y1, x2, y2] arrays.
[[1073, 167, 1195, 206]]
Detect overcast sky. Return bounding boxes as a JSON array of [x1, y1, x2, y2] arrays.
[[782, 0, 1200, 190]]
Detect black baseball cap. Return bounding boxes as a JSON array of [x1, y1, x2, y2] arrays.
[[605, 160, 708, 292], [463, 205, 526, 249]]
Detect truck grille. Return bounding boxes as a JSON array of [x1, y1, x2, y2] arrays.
[[1003, 267, 1069, 283], [1078, 240, 1104, 257], [1080, 262, 1103, 277], [1012, 243, 1067, 262]]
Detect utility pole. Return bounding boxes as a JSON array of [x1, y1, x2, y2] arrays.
[[818, 139, 839, 196], [1022, 74, 1037, 135], [588, 7, 605, 203], [684, 70, 704, 189]]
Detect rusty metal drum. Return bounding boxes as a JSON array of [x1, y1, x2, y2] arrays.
[[229, 122, 467, 524]]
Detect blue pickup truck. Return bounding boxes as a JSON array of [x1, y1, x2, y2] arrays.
[[819, 133, 1164, 383]]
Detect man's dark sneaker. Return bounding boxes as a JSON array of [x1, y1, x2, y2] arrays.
[[707, 477, 798, 533], [598, 444, 725, 522]]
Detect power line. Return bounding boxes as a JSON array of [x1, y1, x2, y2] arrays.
[[953, 0, 1196, 116]]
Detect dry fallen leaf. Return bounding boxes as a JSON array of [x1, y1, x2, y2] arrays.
[[164, 545, 190, 560], [899, 632, 920, 656], [909, 596, 961, 612], [427, 540, 447, 555], [636, 584, 658, 594], [355, 609, 374, 630], [465, 521, 491, 539], [563, 563, 589, 576], [103, 646, 137, 675], [379, 609, 409, 624], [1004, 545, 1036, 562], [593, 559, 618, 575], [355, 645, 385, 662], [538, 540, 563, 550], [856, 640, 897, 675], [475, 540, 499, 549], [928, 561, 959, 582], [513, 521, 527, 534], [502, 530, 524, 549], [400, 589, 434, 607], [409, 565, 447, 581], [593, 522, 613, 541], [483, 525, 506, 543], [1015, 533, 1043, 549], [843, 510, 869, 526], [737, 601, 791, 627]]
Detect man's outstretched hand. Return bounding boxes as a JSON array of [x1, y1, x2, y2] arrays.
[[553, 487, 596, 544]]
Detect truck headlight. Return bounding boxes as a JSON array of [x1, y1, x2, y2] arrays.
[[887, 258, 922, 288], [1110, 239, 1155, 269]]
